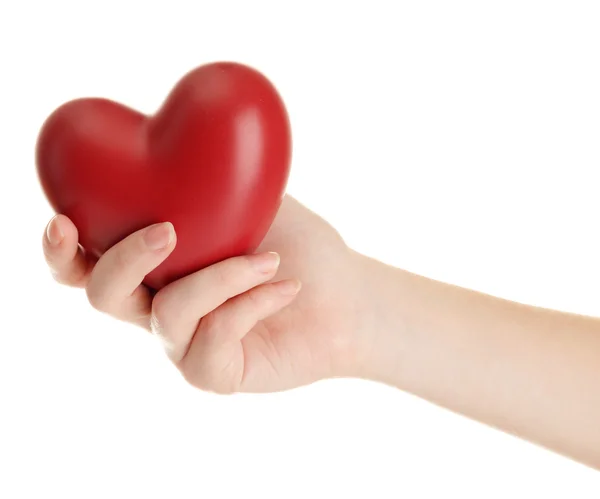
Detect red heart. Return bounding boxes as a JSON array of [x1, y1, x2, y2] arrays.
[[36, 62, 292, 290]]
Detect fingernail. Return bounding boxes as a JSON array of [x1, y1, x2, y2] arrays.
[[250, 252, 280, 273], [278, 279, 302, 296], [144, 222, 175, 251], [46, 215, 64, 246]]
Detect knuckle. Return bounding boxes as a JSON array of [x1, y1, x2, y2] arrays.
[[85, 285, 112, 312], [42, 243, 64, 273], [42, 240, 56, 263], [110, 245, 135, 274], [150, 290, 171, 329], [211, 261, 240, 288], [242, 287, 273, 317], [212, 254, 256, 288], [178, 318, 241, 395], [211, 384, 236, 396], [53, 271, 74, 287], [180, 364, 196, 386], [244, 287, 264, 308], [198, 310, 223, 338], [180, 359, 237, 395], [57, 261, 89, 288]]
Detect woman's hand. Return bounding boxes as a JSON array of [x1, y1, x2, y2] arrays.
[[42, 195, 367, 394], [42, 192, 600, 468]]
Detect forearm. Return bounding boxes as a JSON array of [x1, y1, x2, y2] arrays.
[[354, 252, 600, 469]]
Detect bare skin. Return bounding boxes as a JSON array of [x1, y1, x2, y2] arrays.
[[43, 195, 600, 469]]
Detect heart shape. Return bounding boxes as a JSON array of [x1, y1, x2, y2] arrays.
[[36, 62, 292, 290]]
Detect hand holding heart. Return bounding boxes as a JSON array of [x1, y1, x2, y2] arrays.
[[35, 64, 600, 468], [42, 195, 367, 393], [37, 62, 371, 393]]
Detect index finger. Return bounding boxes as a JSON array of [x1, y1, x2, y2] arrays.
[[42, 214, 93, 288]]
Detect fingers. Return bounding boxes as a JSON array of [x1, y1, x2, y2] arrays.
[[43, 215, 92, 287], [181, 278, 301, 393], [151, 251, 282, 360], [205, 279, 302, 344], [85, 222, 176, 323]]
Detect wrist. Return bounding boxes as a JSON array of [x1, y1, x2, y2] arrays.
[[344, 250, 415, 386]]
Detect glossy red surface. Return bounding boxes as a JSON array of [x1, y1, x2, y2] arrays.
[[36, 62, 292, 289]]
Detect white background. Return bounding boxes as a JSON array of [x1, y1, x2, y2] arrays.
[[1, 0, 599, 497]]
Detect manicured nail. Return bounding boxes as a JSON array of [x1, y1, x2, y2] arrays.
[[250, 252, 280, 273], [278, 279, 302, 296], [144, 222, 175, 251], [46, 215, 64, 246]]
